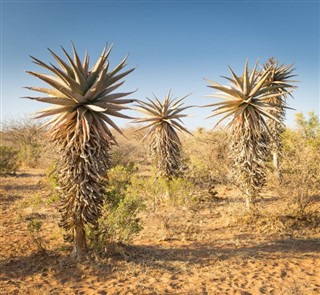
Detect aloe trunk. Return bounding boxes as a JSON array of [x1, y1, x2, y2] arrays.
[[71, 220, 87, 261]]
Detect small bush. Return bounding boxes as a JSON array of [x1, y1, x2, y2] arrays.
[[128, 174, 168, 210], [26, 217, 47, 253], [0, 145, 20, 176], [182, 128, 231, 187], [279, 115, 320, 218], [111, 127, 149, 167], [295, 111, 320, 148], [100, 194, 144, 243], [89, 164, 144, 251], [128, 173, 198, 210], [167, 177, 198, 207], [1, 118, 51, 168]]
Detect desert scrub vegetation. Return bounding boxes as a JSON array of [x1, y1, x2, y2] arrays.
[[182, 127, 231, 187], [88, 164, 144, 254], [278, 112, 320, 219], [25, 43, 135, 261], [230, 112, 320, 233], [111, 127, 148, 168], [128, 173, 198, 211], [1, 118, 50, 168], [295, 111, 320, 148], [0, 145, 20, 176], [66, 161, 197, 254], [26, 217, 47, 253]]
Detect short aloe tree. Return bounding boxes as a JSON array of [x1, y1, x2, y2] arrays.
[[262, 58, 297, 181], [25, 44, 135, 260], [205, 60, 289, 210], [134, 91, 192, 178]]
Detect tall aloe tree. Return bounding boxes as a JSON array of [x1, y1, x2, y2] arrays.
[[262, 58, 297, 181], [134, 91, 192, 178], [205, 60, 289, 210], [25, 44, 135, 260]]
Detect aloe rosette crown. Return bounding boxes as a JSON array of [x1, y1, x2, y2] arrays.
[[134, 91, 192, 178], [25, 43, 135, 259], [205, 60, 289, 208], [262, 57, 297, 134]]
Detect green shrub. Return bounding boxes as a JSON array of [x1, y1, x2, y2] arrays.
[[20, 142, 42, 168], [167, 177, 197, 207], [127, 174, 168, 210], [295, 111, 320, 148], [127, 173, 198, 210], [89, 164, 144, 250], [46, 161, 61, 204], [26, 217, 47, 253], [99, 194, 144, 243], [0, 145, 20, 176], [279, 114, 320, 218]]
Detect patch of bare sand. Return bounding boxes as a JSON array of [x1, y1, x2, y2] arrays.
[[0, 169, 319, 294]]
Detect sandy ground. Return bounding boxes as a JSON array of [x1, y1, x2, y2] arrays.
[[1, 168, 319, 295]]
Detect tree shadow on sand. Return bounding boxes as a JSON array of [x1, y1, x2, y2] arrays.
[[0, 194, 23, 205], [119, 237, 320, 270], [17, 172, 46, 178], [0, 238, 319, 281], [2, 183, 44, 192], [0, 251, 88, 284]]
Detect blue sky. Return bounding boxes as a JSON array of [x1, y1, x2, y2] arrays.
[[1, 0, 319, 130]]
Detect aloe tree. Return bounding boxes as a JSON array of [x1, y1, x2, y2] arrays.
[[134, 91, 192, 178], [262, 58, 297, 181], [205, 60, 289, 210], [25, 44, 135, 260]]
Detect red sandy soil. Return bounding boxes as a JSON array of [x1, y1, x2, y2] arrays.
[[1, 168, 319, 294]]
